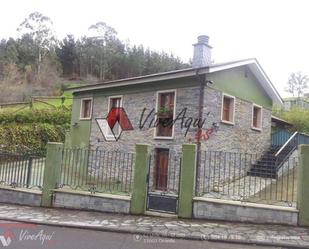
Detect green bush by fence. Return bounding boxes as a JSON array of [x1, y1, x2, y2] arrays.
[[0, 123, 68, 153], [0, 108, 71, 153], [273, 107, 309, 134], [0, 108, 71, 125]]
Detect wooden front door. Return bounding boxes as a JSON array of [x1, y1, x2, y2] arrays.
[[154, 148, 169, 190]]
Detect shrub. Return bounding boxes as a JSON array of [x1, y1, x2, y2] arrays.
[[0, 123, 68, 154], [0, 108, 71, 125], [273, 107, 309, 134], [0, 107, 71, 153]]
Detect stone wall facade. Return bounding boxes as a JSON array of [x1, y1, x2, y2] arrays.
[[90, 86, 272, 155], [88, 86, 272, 190], [193, 197, 298, 225]]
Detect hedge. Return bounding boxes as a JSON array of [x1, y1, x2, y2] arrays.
[[0, 108, 71, 153], [279, 108, 309, 134], [0, 123, 69, 154], [0, 108, 71, 125]]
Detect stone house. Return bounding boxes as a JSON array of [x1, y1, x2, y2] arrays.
[[67, 36, 282, 191]]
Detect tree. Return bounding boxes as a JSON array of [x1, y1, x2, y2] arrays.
[[57, 35, 78, 77], [0, 38, 18, 65], [88, 22, 117, 80], [17, 12, 57, 75], [285, 71, 309, 97]]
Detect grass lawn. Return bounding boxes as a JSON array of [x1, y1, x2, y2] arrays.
[[0, 92, 73, 113]]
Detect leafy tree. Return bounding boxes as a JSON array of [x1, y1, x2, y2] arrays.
[[274, 107, 309, 134], [17, 11, 57, 75], [0, 38, 18, 65], [0, 17, 189, 102], [88, 22, 117, 42], [16, 34, 37, 69], [56, 35, 78, 77], [285, 71, 309, 97], [88, 22, 117, 80]]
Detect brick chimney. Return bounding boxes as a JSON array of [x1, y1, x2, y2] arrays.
[[192, 35, 212, 68]]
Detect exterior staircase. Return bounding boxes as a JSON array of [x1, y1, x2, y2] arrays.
[[248, 131, 309, 179], [247, 146, 293, 179]]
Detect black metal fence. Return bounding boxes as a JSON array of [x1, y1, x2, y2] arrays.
[[196, 150, 298, 207], [0, 151, 45, 189], [58, 148, 134, 194]]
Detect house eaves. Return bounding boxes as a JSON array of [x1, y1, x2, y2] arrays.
[[208, 58, 283, 105], [71, 58, 283, 106]]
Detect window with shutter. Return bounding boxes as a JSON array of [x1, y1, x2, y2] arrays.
[[155, 91, 176, 138], [252, 105, 262, 130], [221, 95, 235, 124], [80, 98, 93, 119]]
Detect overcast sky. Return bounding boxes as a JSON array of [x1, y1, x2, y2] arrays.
[[1, 0, 308, 97]]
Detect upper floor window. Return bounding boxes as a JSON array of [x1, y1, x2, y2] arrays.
[[107, 96, 123, 137], [221, 94, 235, 124], [80, 98, 93, 120], [155, 90, 176, 138], [252, 104, 262, 130]]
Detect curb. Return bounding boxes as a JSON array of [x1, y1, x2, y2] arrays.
[[0, 216, 307, 248]]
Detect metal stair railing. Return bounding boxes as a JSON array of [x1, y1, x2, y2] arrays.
[[275, 131, 309, 169], [274, 132, 298, 169]]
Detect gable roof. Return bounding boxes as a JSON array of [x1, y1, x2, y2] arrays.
[[271, 115, 292, 126], [71, 58, 283, 105]]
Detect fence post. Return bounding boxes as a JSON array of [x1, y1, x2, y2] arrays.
[[178, 143, 197, 218], [298, 144, 309, 226], [130, 144, 150, 215], [26, 156, 33, 188], [41, 142, 63, 207]]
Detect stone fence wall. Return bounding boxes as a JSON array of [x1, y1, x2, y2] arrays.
[[0, 186, 42, 206], [193, 197, 298, 225], [53, 189, 131, 214]]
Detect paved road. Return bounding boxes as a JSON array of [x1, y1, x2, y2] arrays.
[[0, 220, 283, 249]]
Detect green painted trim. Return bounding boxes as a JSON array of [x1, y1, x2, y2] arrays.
[[73, 68, 272, 109], [297, 145, 309, 226], [208, 67, 272, 109], [69, 97, 92, 148], [130, 144, 151, 214], [41, 142, 63, 207], [178, 144, 197, 218], [73, 77, 199, 99]]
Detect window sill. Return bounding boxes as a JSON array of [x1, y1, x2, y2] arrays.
[[251, 126, 262, 132], [154, 136, 174, 140], [79, 117, 92, 121], [221, 120, 235, 126]]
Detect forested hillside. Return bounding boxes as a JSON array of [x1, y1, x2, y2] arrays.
[[0, 12, 189, 102]]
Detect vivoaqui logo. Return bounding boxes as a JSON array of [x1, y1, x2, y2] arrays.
[[96, 107, 218, 141], [96, 107, 134, 141], [0, 234, 12, 247]]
